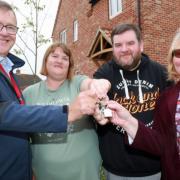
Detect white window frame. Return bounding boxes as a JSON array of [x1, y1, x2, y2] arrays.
[[60, 29, 67, 44], [73, 20, 78, 42], [109, 0, 123, 19]]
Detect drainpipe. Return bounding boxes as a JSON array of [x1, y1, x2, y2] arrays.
[[137, 0, 142, 30]]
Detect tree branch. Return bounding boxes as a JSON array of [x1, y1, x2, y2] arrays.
[[14, 43, 35, 75], [17, 33, 36, 56]]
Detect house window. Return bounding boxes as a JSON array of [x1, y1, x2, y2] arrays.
[[60, 29, 67, 44], [109, 0, 122, 18], [73, 20, 78, 42]]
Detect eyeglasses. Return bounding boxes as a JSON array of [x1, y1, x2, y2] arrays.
[[0, 23, 18, 35], [172, 49, 180, 58]]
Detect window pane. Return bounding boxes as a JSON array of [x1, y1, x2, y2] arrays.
[[109, 0, 122, 18], [117, 0, 122, 12], [60, 30, 66, 44]]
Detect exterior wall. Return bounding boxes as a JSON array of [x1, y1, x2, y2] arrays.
[[141, 1, 180, 66], [52, 0, 180, 76]]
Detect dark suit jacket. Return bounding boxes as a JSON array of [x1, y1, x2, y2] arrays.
[[131, 81, 180, 180]]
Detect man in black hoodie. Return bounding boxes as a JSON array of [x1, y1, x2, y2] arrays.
[[94, 23, 172, 180]]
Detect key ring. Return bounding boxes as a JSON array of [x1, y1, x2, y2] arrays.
[[96, 97, 112, 117]]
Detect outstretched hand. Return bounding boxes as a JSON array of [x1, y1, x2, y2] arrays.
[[90, 79, 111, 99], [68, 90, 98, 122], [107, 100, 138, 139], [107, 100, 131, 126]]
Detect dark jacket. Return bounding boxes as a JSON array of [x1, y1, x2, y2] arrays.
[[0, 54, 68, 180], [94, 54, 172, 177], [132, 81, 180, 180]]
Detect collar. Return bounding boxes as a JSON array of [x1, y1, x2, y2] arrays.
[[129, 59, 141, 71], [0, 56, 14, 75]]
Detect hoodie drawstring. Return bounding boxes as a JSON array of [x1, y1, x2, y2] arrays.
[[137, 70, 143, 103], [119, 70, 130, 99], [119, 69, 144, 103]]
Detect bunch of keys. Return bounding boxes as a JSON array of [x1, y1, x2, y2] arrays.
[[97, 97, 112, 118]]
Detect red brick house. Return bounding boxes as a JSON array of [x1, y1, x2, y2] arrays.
[[52, 0, 180, 77]]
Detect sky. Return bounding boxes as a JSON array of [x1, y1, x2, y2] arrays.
[[4, 0, 60, 78]]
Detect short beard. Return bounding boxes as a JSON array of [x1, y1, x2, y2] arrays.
[[113, 52, 142, 71]]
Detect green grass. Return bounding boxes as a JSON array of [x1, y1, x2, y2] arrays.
[[100, 166, 106, 180]]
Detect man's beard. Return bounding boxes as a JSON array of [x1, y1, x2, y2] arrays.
[[113, 51, 142, 71]]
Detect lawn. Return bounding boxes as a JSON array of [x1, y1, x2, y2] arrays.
[[100, 167, 106, 180]]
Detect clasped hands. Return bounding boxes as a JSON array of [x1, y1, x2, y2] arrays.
[[68, 78, 133, 128], [68, 89, 111, 124], [68, 79, 125, 125], [68, 78, 111, 122]]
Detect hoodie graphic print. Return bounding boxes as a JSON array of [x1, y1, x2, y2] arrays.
[[113, 68, 160, 133]]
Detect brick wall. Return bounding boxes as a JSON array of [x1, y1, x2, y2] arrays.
[[52, 0, 180, 76], [141, 0, 180, 66]]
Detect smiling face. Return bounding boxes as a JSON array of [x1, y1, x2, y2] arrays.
[[112, 30, 143, 70], [0, 8, 17, 56], [46, 47, 70, 81]]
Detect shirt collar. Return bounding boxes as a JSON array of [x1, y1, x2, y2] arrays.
[[0, 56, 14, 74]]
